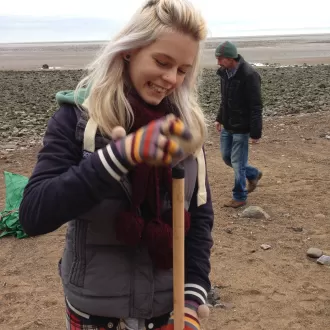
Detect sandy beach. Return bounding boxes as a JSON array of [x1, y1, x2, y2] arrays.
[[1, 34, 330, 70], [1, 34, 330, 330]]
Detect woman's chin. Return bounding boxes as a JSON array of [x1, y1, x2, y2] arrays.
[[139, 89, 167, 106]]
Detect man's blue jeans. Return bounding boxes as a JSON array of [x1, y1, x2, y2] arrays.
[[220, 128, 260, 202]]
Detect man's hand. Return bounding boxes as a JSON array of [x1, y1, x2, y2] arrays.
[[250, 138, 260, 144], [215, 121, 221, 132]]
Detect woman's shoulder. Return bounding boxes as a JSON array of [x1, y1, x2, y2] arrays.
[[52, 103, 82, 124], [44, 104, 85, 148]]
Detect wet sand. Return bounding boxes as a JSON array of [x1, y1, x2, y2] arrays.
[[1, 34, 330, 70]]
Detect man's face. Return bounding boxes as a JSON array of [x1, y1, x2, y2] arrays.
[[216, 56, 234, 69]]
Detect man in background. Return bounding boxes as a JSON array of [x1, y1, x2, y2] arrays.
[[214, 41, 263, 208]]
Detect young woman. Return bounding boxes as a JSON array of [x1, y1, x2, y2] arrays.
[[19, 0, 214, 329]]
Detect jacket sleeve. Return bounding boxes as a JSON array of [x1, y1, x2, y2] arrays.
[[184, 155, 214, 305], [246, 71, 263, 139], [216, 69, 223, 123], [216, 101, 223, 124], [19, 105, 132, 236]]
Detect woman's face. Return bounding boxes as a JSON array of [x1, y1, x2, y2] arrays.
[[127, 30, 199, 105]]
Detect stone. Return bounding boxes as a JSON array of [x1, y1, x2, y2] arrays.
[[290, 227, 303, 232], [240, 206, 270, 220], [260, 244, 272, 250], [207, 286, 221, 306], [307, 247, 323, 258], [1, 143, 16, 150], [316, 255, 330, 265], [214, 302, 234, 310]]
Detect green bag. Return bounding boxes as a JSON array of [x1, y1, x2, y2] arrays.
[[0, 171, 29, 239]]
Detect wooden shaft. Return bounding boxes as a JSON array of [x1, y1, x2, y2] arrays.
[[172, 166, 185, 330]]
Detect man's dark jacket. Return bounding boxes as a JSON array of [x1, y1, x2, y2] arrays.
[[216, 55, 263, 139]]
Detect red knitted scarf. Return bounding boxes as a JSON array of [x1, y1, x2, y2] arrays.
[[115, 88, 191, 269]]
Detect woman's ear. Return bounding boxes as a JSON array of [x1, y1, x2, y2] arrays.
[[123, 53, 131, 62]]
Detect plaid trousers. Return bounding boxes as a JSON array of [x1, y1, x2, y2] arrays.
[[65, 299, 170, 330]]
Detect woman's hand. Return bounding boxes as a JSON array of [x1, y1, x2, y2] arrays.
[[160, 308, 201, 330], [113, 114, 192, 167], [159, 304, 210, 330]]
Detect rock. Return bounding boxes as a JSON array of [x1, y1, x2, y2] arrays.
[[42, 64, 49, 69], [240, 206, 270, 220], [207, 286, 221, 306], [316, 255, 330, 265], [224, 228, 233, 234], [2, 66, 330, 146], [307, 247, 323, 258], [1, 143, 16, 150], [315, 214, 326, 219], [288, 226, 303, 232], [260, 244, 272, 250], [214, 302, 234, 310]]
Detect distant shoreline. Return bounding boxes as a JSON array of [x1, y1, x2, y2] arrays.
[[1, 32, 330, 46], [1, 33, 330, 70]]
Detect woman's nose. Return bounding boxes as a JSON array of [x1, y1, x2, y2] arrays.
[[163, 68, 177, 86]]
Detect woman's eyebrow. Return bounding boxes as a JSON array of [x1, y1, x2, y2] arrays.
[[154, 53, 193, 67]]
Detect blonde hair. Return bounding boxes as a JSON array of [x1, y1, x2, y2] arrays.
[[75, 0, 208, 152]]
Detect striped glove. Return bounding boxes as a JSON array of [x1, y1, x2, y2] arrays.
[[158, 301, 210, 330], [113, 114, 192, 166], [160, 312, 200, 330]]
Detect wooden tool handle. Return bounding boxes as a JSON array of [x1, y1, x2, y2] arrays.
[[172, 164, 185, 330]]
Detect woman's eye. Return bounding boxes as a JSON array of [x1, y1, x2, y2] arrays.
[[155, 59, 167, 66], [178, 69, 187, 75]]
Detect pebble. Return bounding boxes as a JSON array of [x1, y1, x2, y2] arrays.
[[316, 255, 330, 265], [307, 247, 323, 258], [260, 244, 272, 250], [1, 143, 16, 150], [290, 227, 303, 232], [214, 302, 234, 310], [240, 206, 270, 220], [224, 228, 233, 234], [207, 286, 221, 306], [315, 214, 326, 219]]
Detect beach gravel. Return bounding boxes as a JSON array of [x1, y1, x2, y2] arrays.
[[1, 65, 330, 144]]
